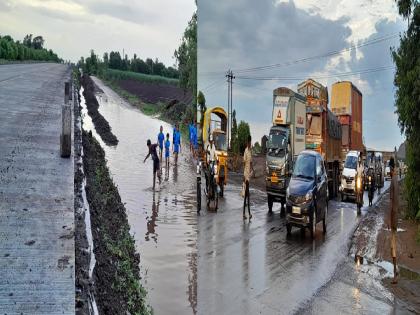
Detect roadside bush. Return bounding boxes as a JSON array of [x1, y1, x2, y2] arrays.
[[237, 121, 251, 154]]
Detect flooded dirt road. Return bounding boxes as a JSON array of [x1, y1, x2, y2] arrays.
[[197, 174, 395, 315], [81, 77, 198, 315]]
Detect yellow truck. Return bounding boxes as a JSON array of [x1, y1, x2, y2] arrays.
[[202, 107, 228, 197]]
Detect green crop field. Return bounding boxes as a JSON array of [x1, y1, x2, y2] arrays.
[[102, 68, 179, 86]]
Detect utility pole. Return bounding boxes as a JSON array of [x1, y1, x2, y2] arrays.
[[226, 70, 235, 150]]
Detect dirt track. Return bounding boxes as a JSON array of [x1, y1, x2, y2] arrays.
[[118, 78, 193, 104], [81, 74, 118, 146]]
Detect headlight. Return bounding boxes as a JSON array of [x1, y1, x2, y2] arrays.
[[356, 177, 361, 189], [305, 191, 312, 201]]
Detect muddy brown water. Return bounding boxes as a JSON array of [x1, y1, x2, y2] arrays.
[[81, 77, 198, 315]]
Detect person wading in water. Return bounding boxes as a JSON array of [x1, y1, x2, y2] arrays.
[[144, 139, 162, 191]]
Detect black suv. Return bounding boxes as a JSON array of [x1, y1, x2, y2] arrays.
[[286, 150, 328, 239]]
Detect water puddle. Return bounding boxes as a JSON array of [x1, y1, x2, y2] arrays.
[[81, 77, 198, 315]]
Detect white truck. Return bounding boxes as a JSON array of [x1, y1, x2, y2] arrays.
[[266, 87, 306, 214]]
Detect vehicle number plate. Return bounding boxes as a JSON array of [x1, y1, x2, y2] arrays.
[[271, 175, 278, 183], [292, 206, 301, 214]]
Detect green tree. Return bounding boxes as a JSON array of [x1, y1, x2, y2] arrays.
[[231, 110, 239, 153], [197, 90, 206, 131], [174, 12, 197, 104], [237, 120, 251, 154], [392, 0, 420, 219]]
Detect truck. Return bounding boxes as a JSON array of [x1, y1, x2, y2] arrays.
[[330, 81, 363, 162], [266, 87, 306, 214], [297, 79, 342, 198]]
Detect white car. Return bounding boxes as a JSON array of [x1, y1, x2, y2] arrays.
[[339, 151, 359, 201]]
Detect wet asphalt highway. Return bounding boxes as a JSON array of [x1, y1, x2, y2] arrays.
[[197, 175, 392, 315]]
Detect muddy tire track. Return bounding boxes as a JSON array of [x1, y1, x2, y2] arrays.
[[81, 74, 118, 146]]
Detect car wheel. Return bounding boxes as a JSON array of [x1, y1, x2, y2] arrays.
[[310, 210, 316, 239], [286, 223, 292, 235], [323, 203, 328, 234]]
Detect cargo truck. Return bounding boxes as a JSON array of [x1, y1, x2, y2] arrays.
[[330, 81, 363, 162], [266, 87, 306, 214], [297, 79, 342, 198]]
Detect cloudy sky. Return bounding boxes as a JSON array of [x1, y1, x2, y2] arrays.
[[0, 0, 195, 66], [198, 0, 406, 151]]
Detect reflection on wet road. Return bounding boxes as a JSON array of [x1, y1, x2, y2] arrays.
[[197, 179, 392, 315], [81, 77, 198, 315]]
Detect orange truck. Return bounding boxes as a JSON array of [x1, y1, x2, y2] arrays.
[[297, 79, 342, 198], [330, 81, 363, 162]]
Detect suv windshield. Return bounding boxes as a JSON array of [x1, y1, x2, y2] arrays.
[[268, 130, 287, 156], [292, 154, 315, 180], [344, 155, 358, 169]]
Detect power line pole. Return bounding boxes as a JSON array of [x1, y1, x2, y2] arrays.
[[226, 70, 235, 150]]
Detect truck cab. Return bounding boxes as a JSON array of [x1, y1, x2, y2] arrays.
[[266, 87, 306, 214]]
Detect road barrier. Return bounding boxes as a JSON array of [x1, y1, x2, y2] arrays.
[[61, 82, 72, 157], [65, 81, 70, 104]]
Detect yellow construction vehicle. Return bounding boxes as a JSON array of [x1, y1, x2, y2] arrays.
[[202, 106, 228, 197]]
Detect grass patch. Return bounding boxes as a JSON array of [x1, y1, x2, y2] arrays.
[[102, 68, 179, 86], [83, 130, 151, 315]]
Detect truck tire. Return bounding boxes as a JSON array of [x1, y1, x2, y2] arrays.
[[286, 223, 292, 235], [268, 195, 273, 213]]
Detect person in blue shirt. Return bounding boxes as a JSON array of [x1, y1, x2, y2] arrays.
[[172, 126, 176, 152], [189, 120, 194, 153], [192, 122, 198, 158], [157, 125, 165, 162], [173, 124, 181, 165], [165, 133, 170, 169]]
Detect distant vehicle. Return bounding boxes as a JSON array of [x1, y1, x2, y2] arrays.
[[375, 152, 385, 189], [266, 87, 306, 215], [385, 160, 391, 180], [339, 151, 359, 201], [297, 79, 342, 198], [330, 81, 363, 162], [286, 150, 328, 239]]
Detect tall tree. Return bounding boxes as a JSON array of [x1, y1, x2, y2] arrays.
[[32, 36, 44, 49], [174, 12, 197, 104], [392, 0, 420, 219]]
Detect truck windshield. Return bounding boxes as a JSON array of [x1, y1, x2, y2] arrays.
[[292, 154, 315, 180], [214, 133, 227, 151], [344, 155, 358, 169], [268, 131, 287, 149]]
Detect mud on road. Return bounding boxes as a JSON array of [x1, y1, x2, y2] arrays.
[[81, 74, 118, 146], [81, 129, 150, 315]]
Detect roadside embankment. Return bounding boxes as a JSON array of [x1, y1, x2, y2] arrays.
[[81, 74, 118, 146], [351, 179, 420, 313], [82, 129, 150, 315]]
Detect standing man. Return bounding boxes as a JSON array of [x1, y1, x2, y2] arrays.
[[189, 120, 193, 153], [144, 139, 161, 191], [158, 125, 165, 163], [389, 157, 399, 284], [173, 124, 181, 165], [243, 135, 254, 220]]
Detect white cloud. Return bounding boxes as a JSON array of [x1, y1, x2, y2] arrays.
[[0, 0, 195, 64]]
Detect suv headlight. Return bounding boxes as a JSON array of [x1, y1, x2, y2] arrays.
[[305, 191, 312, 202]]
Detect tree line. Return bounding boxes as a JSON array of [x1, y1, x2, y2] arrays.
[[79, 49, 179, 79], [0, 34, 61, 62]]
